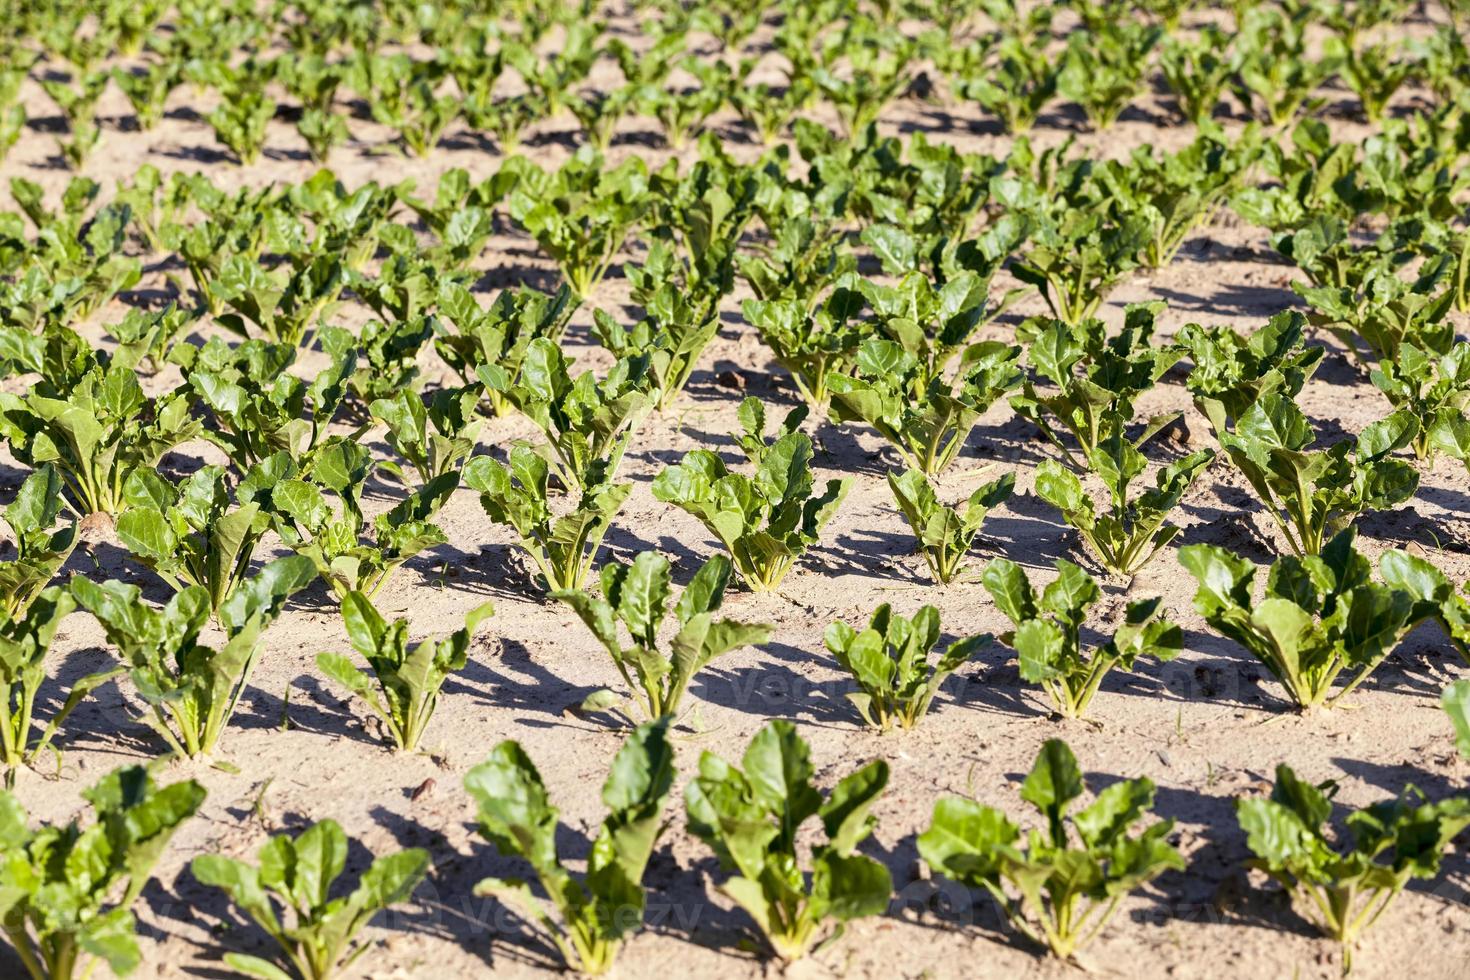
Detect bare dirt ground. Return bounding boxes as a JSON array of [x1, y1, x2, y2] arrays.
[[3, 9, 1470, 980]]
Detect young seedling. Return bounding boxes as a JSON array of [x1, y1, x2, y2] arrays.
[[463, 445, 630, 593], [919, 738, 1184, 959], [116, 465, 270, 615], [1378, 549, 1470, 666], [0, 765, 205, 980], [0, 586, 117, 775], [1443, 680, 1470, 757], [504, 147, 652, 298], [268, 443, 457, 600], [434, 282, 579, 417], [1218, 394, 1419, 556], [554, 552, 771, 721], [1237, 764, 1470, 969], [652, 397, 850, 592], [176, 335, 355, 472], [465, 720, 675, 975], [71, 556, 314, 759], [591, 284, 720, 413], [488, 339, 654, 491], [741, 289, 864, 411], [0, 362, 201, 516], [887, 467, 1013, 584], [982, 558, 1181, 719], [684, 720, 892, 960], [192, 819, 429, 980], [824, 603, 990, 730], [828, 337, 1023, 477], [1011, 304, 1182, 467], [317, 591, 493, 753], [1180, 529, 1419, 711], [1177, 311, 1324, 439], [370, 385, 482, 488], [1033, 443, 1216, 578], [1057, 21, 1161, 130], [0, 466, 78, 620], [1369, 342, 1470, 460]]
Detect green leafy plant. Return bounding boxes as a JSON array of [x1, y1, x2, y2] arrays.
[[1034, 444, 1215, 578], [0, 363, 201, 516], [555, 551, 770, 721], [317, 591, 493, 752], [1237, 764, 1470, 967], [116, 465, 272, 614], [824, 603, 989, 730], [1057, 21, 1161, 130], [1177, 311, 1324, 439], [1011, 305, 1182, 467], [741, 290, 864, 411], [176, 336, 355, 472], [591, 285, 720, 412], [1180, 529, 1419, 710], [433, 282, 578, 417], [887, 467, 1013, 584], [918, 738, 1184, 959], [1159, 24, 1233, 125], [0, 466, 78, 620], [207, 79, 276, 164], [652, 397, 850, 592], [1294, 261, 1456, 366], [1443, 680, 1470, 757], [0, 586, 115, 775], [982, 558, 1181, 718], [684, 720, 892, 960], [1218, 394, 1419, 555], [463, 446, 630, 593], [464, 720, 675, 975], [505, 147, 652, 298], [1008, 181, 1151, 325], [952, 35, 1060, 133], [370, 385, 482, 488], [0, 765, 205, 980], [1377, 548, 1470, 666], [268, 444, 455, 600], [828, 336, 1022, 477], [1369, 341, 1470, 460], [489, 339, 654, 491], [71, 556, 313, 758], [192, 819, 429, 980]]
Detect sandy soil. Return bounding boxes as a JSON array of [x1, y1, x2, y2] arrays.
[[2, 7, 1470, 980]]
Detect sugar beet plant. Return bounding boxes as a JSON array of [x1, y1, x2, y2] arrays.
[[463, 445, 629, 592], [982, 558, 1182, 719], [0, 466, 77, 620], [823, 603, 990, 731], [192, 819, 429, 980], [1218, 394, 1419, 556], [1012, 305, 1182, 467], [1238, 764, 1470, 968], [887, 467, 1013, 584], [69, 555, 313, 760], [919, 739, 1184, 960], [827, 336, 1022, 477], [1181, 530, 1420, 711], [317, 592, 494, 753], [464, 720, 675, 975], [653, 398, 850, 592], [1034, 443, 1215, 579], [554, 551, 771, 722], [489, 339, 655, 491], [684, 720, 891, 961], [0, 765, 205, 980]]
